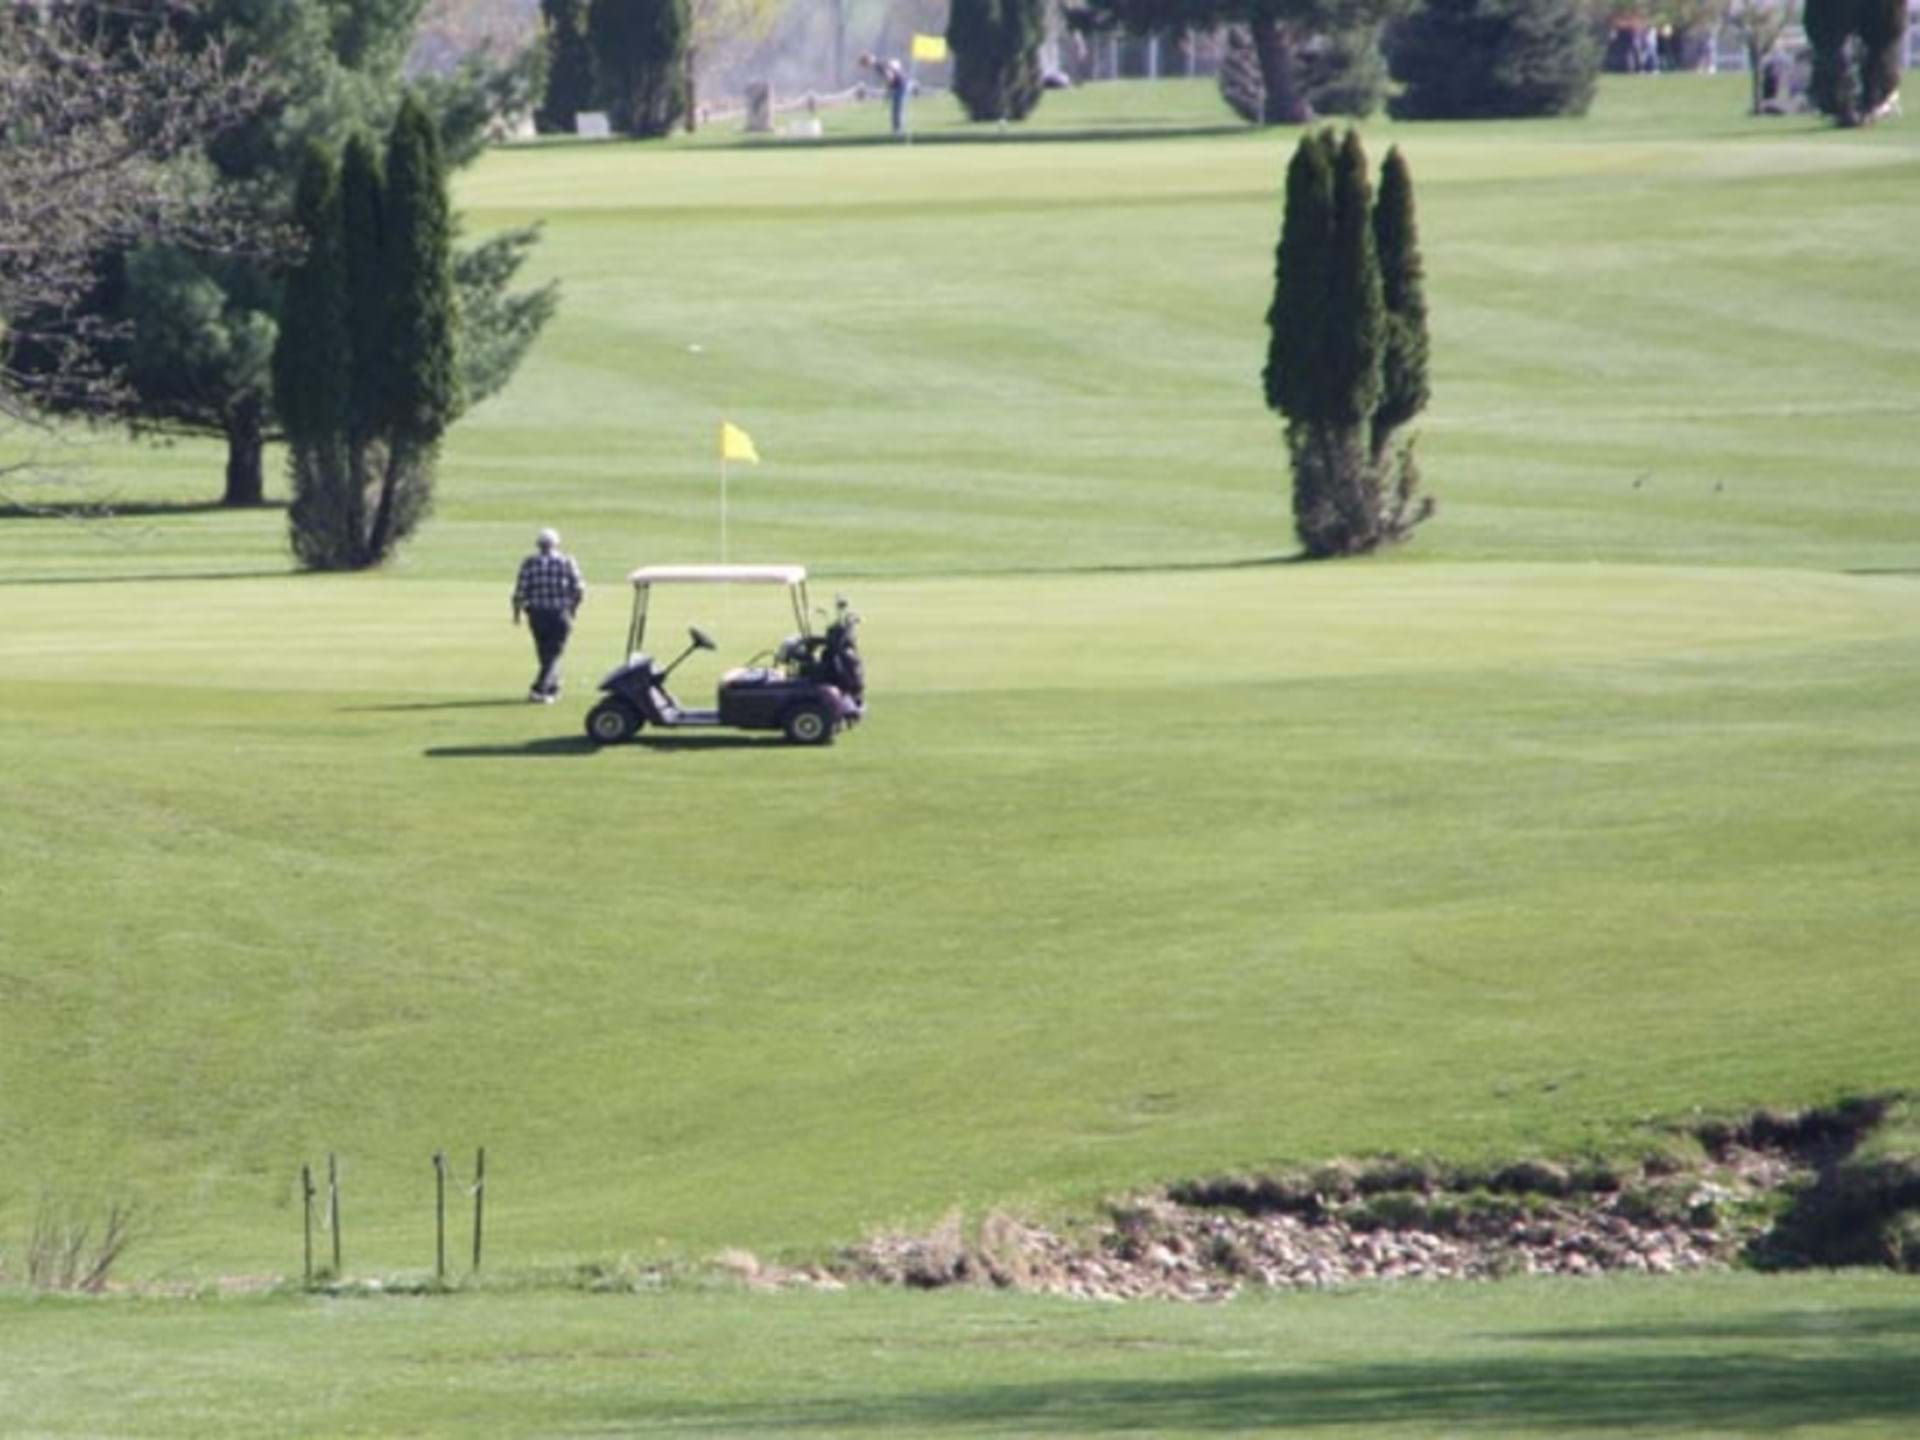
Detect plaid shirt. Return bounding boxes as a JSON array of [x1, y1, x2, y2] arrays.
[[514, 551, 586, 612]]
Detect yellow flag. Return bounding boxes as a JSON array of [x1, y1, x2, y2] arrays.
[[719, 421, 760, 464], [911, 32, 948, 63]]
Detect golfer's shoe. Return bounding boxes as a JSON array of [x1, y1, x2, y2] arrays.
[[527, 688, 545, 703]]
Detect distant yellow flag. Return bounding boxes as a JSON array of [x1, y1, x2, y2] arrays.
[[719, 421, 760, 464], [911, 32, 948, 63]]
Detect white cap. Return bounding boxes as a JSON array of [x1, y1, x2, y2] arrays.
[[537, 528, 560, 548]]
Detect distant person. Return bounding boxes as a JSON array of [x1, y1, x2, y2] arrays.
[[511, 528, 586, 703], [862, 52, 907, 136]]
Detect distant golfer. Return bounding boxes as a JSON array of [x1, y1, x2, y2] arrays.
[[511, 528, 586, 703], [862, 52, 907, 135]]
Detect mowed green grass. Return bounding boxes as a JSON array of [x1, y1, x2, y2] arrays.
[[1, 73, 1918, 1434], [4, 1274, 1920, 1437]]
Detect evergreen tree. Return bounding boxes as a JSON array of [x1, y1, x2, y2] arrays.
[[1324, 129, 1383, 428], [538, 0, 596, 132], [1856, 0, 1907, 116], [588, 0, 690, 136], [1266, 130, 1432, 558], [367, 94, 459, 559], [1808, 0, 1907, 125], [279, 100, 460, 571], [1803, 0, 1858, 123], [948, 0, 1047, 123], [341, 136, 389, 457], [1264, 132, 1335, 422], [1370, 145, 1428, 460], [277, 145, 357, 571], [1386, 0, 1599, 120]]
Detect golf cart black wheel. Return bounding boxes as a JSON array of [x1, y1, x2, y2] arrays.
[[783, 704, 834, 746], [585, 699, 642, 745]]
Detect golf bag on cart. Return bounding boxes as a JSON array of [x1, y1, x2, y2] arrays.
[[818, 599, 865, 715]]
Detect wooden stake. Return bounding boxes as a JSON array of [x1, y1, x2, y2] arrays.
[[433, 1151, 447, 1281], [301, 1163, 315, 1286], [472, 1147, 486, 1273], [328, 1152, 342, 1277]]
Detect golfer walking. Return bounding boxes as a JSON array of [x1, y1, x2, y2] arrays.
[[512, 528, 586, 703]]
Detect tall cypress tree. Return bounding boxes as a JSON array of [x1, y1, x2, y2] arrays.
[[1804, 0, 1859, 124], [279, 99, 459, 571], [538, 0, 596, 132], [1855, 0, 1907, 117], [1264, 131, 1335, 422], [340, 136, 388, 462], [1370, 145, 1429, 460], [1324, 128, 1383, 428], [948, 0, 1047, 123], [1266, 129, 1432, 559], [588, 0, 690, 136], [367, 94, 458, 560], [276, 145, 354, 572]]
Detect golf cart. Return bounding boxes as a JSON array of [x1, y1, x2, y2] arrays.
[[584, 564, 865, 746]]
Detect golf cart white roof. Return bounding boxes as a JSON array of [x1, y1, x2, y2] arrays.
[[627, 564, 806, 586]]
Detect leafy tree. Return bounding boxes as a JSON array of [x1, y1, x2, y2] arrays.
[[0, 5, 270, 502], [948, 0, 1048, 123], [1218, 20, 1391, 122], [588, 0, 690, 136], [1386, 0, 1599, 119], [1725, 0, 1800, 114], [278, 99, 459, 570], [538, 0, 597, 132], [1265, 129, 1432, 557], [1073, 0, 1396, 125], [4, 1, 550, 508]]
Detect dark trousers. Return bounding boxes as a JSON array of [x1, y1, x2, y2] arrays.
[[527, 608, 573, 694]]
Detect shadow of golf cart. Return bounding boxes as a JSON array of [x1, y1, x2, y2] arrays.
[[584, 564, 865, 747]]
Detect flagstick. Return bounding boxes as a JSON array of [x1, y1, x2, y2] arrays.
[[720, 451, 729, 566]]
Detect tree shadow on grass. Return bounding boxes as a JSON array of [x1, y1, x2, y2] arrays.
[[630, 1346, 1920, 1434], [346, 699, 532, 713], [1507, 1304, 1920, 1346], [0, 498, 286, 520], [0, 569, 291, 587], [424, 736, 603, 759]]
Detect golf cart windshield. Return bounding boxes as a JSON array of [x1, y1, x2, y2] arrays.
[[624, 564, 812, 656]]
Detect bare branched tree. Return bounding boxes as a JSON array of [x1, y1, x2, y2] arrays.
[[0, 2, 273, 509]]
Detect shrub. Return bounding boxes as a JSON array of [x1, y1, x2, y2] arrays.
[[1386, 0, 1599, 120]]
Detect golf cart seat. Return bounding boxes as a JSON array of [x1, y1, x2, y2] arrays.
[[722, 666, 777, 687]]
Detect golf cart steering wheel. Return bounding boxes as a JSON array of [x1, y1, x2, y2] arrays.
[[689, 625, 718, 652]]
